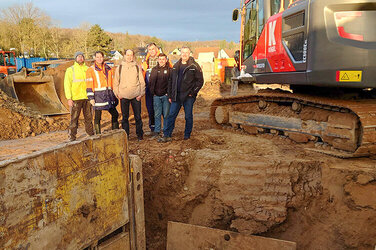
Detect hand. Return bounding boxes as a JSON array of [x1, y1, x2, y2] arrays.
[[169, 98, 172, 103], [188, 94, 192, 97], [136, 96, 141, 101], [67, 99, 74, 107], [90, 100, 95, 106]]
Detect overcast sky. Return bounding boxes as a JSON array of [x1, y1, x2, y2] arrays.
[[1, 0, 241, 42]]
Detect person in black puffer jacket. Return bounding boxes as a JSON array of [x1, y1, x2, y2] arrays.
[[149, 53, 171, 137], [158, 46, 204, 142]]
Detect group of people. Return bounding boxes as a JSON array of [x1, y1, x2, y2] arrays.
[[64, 44, 204, 143]]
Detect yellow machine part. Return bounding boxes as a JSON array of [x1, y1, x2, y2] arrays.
[[0, 131, 145, 250], [0, 69, 68, 115]]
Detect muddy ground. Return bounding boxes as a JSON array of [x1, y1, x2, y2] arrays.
[[1, 78, 376, 249], [128, 83, 376, 250]]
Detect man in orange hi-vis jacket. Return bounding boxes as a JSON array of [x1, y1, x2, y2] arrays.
[[86, 51, 119, 134]]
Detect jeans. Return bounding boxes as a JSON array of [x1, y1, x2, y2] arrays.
[[153, 95, 170, 133], [145, 72, 155, 132], [94, 108, 119, 125], [164, 97, 195, 138], [69, 99, 94, 139], [120, 98, 143, 138]]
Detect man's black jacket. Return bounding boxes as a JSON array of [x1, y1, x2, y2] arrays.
[[168, 57, 204, 102], [149, 63, 171, 96]]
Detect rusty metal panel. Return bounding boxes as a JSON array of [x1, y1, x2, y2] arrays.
[[129, 155, 146, 250], [0, 131, 130, 250], [167, 222, 296, 250], [98, 231, 130, 250]]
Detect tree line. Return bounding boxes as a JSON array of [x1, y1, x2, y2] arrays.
[[0, 3, 237, 59]]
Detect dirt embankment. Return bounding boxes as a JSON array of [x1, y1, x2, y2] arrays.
[[128, 82, 376, 250], [0, 90, 68, 140]]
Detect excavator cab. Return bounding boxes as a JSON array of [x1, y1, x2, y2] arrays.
[[235, 0, 376, 88], [0, 51, 17, 78], [211, 0, 376, 157]]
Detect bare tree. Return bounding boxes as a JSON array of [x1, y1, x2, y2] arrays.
[[0, 2, 50, 56], [72, 22, 91, 58]]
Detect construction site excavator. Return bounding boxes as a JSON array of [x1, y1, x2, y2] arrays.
[[0, 50, 17, 79], [211, 0, 376, 157]]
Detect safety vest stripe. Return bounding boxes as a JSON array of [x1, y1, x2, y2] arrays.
[[71, 66, 86, 83], [87, 92, 94, 96], [94, 102, 109, 107], [94, 87, 112, 91], [92, 66, 102, 89], [71, 66, 75, 82]]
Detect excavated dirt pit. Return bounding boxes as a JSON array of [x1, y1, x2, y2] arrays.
[[130, 83, 376, 250], [1, 81, 376, 249]]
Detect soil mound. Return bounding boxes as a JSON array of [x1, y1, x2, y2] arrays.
[[0, 90, 68, 140]]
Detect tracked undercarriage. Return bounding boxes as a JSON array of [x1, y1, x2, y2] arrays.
[[210, 91, 376, 157]]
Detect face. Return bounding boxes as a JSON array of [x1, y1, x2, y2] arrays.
[[148, 45, 158, 57], [76, 55, 84, 64], [95, 53, 104, 65], [125, 50, 134, 62], [158, 56, 167, 67], [181, 48, 190, 62]]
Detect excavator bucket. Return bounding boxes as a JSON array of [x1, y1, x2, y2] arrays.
[[0, 68, 68, 115]]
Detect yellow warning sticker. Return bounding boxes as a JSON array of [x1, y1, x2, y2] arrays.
[[337, 71, 362, 82]]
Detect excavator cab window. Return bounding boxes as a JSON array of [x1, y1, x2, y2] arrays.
[[0, 54, 4, 66], [284, 0, 290, 10], [242, 0, 266, 60], [5, 53, 16, 66], [271, 0, 281, 15]]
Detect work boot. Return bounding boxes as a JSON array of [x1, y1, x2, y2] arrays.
[[112, 122, 119, 130], [157, 136, 171, 143], [150, 131, 159, 138], [94, 123, 101, 135], [144, 131, 153, 136]]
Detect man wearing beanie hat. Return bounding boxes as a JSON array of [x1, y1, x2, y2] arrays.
[[64, 51, 94, 141]]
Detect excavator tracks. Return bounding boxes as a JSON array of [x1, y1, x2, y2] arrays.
[[210, 92, 376, 158]]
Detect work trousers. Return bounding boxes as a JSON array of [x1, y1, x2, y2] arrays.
[[153, 95, 170, 133], [69, 99, 94, 140], [163, 97, 195, 138], [145, 72, 155, 132], [94, 108, 119, 125], [120, 98, 143, 138]]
